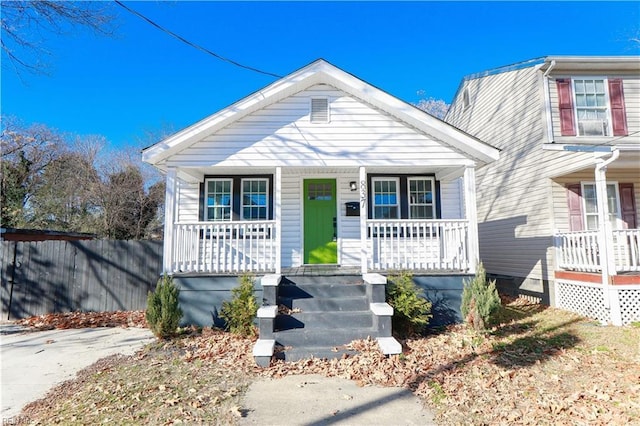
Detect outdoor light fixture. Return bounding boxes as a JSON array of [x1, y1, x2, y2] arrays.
[[350, 181, 357, 191]]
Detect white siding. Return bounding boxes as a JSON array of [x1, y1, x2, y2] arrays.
[[177, 180, 199, 222], [337, 174, 361, 266], [440, 178, 463, 219], [280, 172, 301, 268], [167, 85, 470, 168]]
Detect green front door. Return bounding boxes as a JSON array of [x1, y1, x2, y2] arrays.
[[303, 179, 338, 264]]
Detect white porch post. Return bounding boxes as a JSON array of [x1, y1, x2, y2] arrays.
[[163, 168, 177, 275], [359, 166, 368, 274], [275, 166, 282, 274], [595, 150, 622, 324], [464, 166, 479, 274]]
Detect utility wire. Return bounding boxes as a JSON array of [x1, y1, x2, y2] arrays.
[[114, 0, 282, 78]]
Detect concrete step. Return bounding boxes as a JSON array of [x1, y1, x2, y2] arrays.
[[274, 327, 376, 347], [278, 296, 369, 312], [281, 275, 363, 287], [275, 311, 373, 331]]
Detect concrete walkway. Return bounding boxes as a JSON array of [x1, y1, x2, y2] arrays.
[[240, 374, 435, 426], [0, 326, 154, 419]]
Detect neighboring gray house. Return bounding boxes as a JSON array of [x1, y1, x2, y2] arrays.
[[143, 59, 499, 362], [446, 56, 640, 325]]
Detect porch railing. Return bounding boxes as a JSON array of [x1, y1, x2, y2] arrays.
[[366, 219, 470, 272], [555, 229, 640, 273], [172, 221, 276, 273]]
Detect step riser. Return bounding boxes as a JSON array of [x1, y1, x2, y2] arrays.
[[278, 284, 366, 299], [280, 297, 369, 312], [276, 348, 358, 362], [275, 329, 376, 346], [281, 276, 363, 287], [275, 313, 373, 331]]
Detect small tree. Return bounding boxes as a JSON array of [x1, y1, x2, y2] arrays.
[[461, 263, 501, 331], [386, 271, 432, 337], [146, 275, 183, 339], [220, 274, 258, 337]]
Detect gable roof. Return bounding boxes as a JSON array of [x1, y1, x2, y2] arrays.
[[142, 59, 499, 168]]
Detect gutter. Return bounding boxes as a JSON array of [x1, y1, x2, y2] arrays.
[[542, 60, 556, 143]]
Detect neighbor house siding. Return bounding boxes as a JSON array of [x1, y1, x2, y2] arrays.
[[447, 66, 558, 282], [552, 168, 640, 233], [166, 85, 470, 168], [549, 75, 640, 144]]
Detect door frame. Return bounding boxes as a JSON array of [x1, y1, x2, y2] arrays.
[[300, 176, 340, 265]]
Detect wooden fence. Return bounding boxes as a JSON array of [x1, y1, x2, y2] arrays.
[[1, 240, 163, 320]]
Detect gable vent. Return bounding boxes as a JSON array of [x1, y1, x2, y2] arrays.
[[310, 98, 329, 123]]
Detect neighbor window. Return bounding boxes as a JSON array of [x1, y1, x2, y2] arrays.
[[573, 79, 610, 136], [581, 182, 621, 230], [372, 178, 399, 219], [205, 179, 232, 221], [241, 178, 268, 220], [408, 177, 435, 219]]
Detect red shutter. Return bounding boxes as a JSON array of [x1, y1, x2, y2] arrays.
[[566, 184, 583, 231], [608, 79, 628, 136], [557, 79, 576, 136], [619, 183, 637, 229]]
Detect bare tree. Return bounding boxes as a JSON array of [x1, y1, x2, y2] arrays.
[[413, 91, 450, 119], [1, 1, 115, 75]]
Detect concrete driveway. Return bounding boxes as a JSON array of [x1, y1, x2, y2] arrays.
[[0, 326, 154, 419]]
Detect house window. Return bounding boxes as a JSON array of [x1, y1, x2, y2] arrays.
[[372, 178, 399, 219], [462, 88, 470, 110], [205, 179, 232, 221], [241, 178, 268, 220], [408, 177, 435, 219], [310, 98, 329, 123], [581, 182, 621, 230], [573, 79, 610, 136]]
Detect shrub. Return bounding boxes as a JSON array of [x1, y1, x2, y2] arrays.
[[220, 274, 258, 337], [386, 271, 432, 337], [461, 263, 501, 331], [146, 274, 183, 339]]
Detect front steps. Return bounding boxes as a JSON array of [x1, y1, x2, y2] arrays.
[[253, 273, 400, 366]]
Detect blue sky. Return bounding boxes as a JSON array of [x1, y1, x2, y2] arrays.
[[2, 1, 639, 150]]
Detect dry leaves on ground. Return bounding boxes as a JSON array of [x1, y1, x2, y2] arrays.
[[16, 310, 147, 330]]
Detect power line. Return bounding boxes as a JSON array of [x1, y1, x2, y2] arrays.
[[114, 0, 282, 79]]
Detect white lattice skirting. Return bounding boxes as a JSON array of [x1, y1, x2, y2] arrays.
[[556, 280, 640, 325]]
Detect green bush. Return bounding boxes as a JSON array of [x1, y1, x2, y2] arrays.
[[220, 274, 258, 337], [461, 263, 501, 331], [386, 271, 432, 337], [146, 274, 183, 339]]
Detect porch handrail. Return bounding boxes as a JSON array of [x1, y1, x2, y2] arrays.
[[365, 219, 469, 272], [555, 228, 640, 273], [172, 220, 276, 274]]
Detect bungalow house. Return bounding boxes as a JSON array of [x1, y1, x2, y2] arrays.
[[446, 56, 640, 326], [143, 59, 499, 363]]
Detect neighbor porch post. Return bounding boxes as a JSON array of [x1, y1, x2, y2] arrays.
[[163, 167, 177, 275], [359, 166, 368, 274], [464, 166, 479, 274], [275, 166, 282, 274]]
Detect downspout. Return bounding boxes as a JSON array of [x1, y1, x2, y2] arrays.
[[542, 60, 556, 143], [595, 148, 619, 315]]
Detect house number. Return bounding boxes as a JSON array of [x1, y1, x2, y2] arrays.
[[360, 180, 367, 208]]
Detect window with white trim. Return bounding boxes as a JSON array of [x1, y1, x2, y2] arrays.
[[573, 79, 610, 136], [372, 178, 399, 219], [408, 177, 435, 219], [581, 182, 621, 230], [205, 179, 232, 221], [241, 178, 268, 220]]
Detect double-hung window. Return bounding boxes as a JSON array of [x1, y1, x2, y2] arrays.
[[573, 79, 610, 136], [581, 182, 621, 230], [408, 177, 435, 219], [241, 178, 269, 220], [205, 179, 232, 221], [372, 178, 399, 219]]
